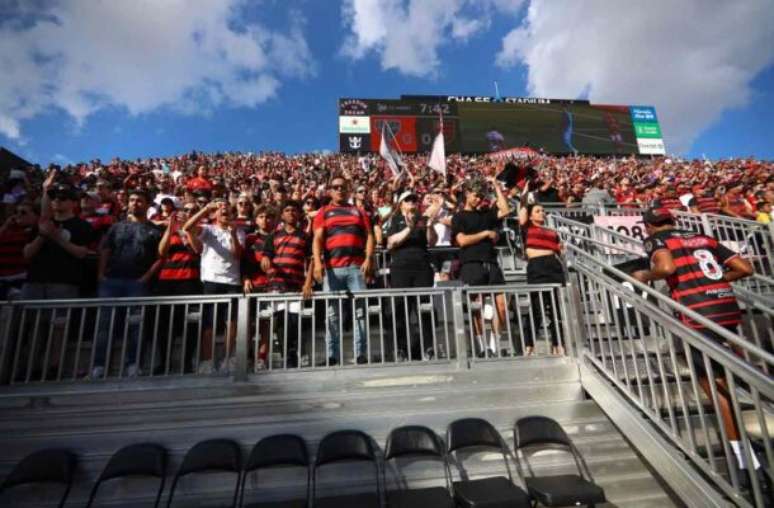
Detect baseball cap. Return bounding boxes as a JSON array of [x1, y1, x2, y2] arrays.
[[398, 191, 417, 203], [642, 207, 674, 225]]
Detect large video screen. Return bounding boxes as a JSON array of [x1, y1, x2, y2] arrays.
[[338, 95, 665, 156]]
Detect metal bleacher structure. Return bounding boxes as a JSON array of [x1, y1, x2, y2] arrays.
[[0, 206, 771, 507]]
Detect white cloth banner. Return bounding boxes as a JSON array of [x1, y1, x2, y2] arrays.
[[428, 131, 446, 176]]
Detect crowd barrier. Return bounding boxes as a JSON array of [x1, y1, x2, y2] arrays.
[[0, 283, 571, 385], [568, 245, 774, 507]]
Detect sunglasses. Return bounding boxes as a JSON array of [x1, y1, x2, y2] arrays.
[[196, 199, 208, 204], [330, 185, 348, 191], [304, 200, 315, 205], [49, 193, 74, 201], [238, 201, 250, 205], [403, 197, 418, 203]]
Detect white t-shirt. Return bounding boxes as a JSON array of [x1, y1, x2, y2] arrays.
[[198, 224, 245, 285], [433, 208, 452, 247]]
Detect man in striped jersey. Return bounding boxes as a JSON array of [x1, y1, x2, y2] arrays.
[[312, 175, 375, 365], [635, 207, 759, 478]]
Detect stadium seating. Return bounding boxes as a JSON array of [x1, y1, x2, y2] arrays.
[[514, 416, 605, 507], [166, 438, 242, 508], [312, 430, 381, 508], [0, 449, 76, 508], [86, 443, 167, 508], [446, 417, 531, 508], [383, 425, 454, 508], [239, 434, 310, 508]]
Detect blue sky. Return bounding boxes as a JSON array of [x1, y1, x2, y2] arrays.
[[1, 0, 772, 166]]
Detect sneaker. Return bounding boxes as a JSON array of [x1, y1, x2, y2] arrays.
[[87, 366, 105, 380], [424, 347, 435, 360], [197, 360, 215, 375], [356, 355, 368, 365], [253, 358, 266, 373], [126, 364, 142, 378], [219, 356, 237, 375]]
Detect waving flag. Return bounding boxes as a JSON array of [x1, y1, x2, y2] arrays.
[[428, 117, 446, 176], [379, 122, 403, 177]]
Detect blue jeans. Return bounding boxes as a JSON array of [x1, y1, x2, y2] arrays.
[[94, 278, 150, 369], [323, 266, 367, 360]]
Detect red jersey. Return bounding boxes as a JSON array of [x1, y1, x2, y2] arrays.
[[264, 228, 311, 291], [524, 224, 561, 253], [690, 196, 720, 214], [644, 229, 740, 330], [653, 197, 683, 211], [0, 225, 32, 278], [313, 205, 371, 269], [158, 232, 200, 282], [243, 231, 270, 288], [81, 213, 115, 249], [186, 177, 213, 192]]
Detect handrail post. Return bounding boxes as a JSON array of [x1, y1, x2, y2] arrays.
[[566, 275, 587, 360], [451, 288, 468, 369], [699, 212, 713, 237], [234, 295, 249, 382]]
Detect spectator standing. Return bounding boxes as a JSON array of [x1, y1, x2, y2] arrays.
[[261, 200, 314, 367], [0, 201, 38, 299], [186, 166, 213, 193], [156, 203, 202, 373], [386, 190, 439, 360], [242, 205, 274, 370], [23, 174, 93, 300], [312, 176, 375, 365], [518, 203, 566, 355], [634, 208, 760, 482], [581, 176, 616, 207], [93, 190, 162, 378], [452, 176, 511, 355], [182, 199, 245, 374]]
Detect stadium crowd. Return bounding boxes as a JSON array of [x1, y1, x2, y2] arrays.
[[1, 151, 773, 302]]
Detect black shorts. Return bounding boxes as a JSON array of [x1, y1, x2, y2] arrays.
[[202, 281, 240, 327], [460, 261, 505, 286], [526, 254, 565, 285], [688, 325, 738, 378], [155, 279, 203, 296]]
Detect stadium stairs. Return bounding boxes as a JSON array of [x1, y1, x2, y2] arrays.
[[0, 356, 682, 507]]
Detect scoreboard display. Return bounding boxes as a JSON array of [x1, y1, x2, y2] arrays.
[[338, 95, 665, 156]]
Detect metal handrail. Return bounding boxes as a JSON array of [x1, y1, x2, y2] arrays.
[[568, 243, 774, 378]]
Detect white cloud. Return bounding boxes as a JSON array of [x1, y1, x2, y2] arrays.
[[0, 0, 316, 140], [341, 0, 524, 77], [496, 0, 774, 153]]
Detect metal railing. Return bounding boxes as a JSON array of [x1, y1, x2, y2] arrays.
[[464, 283, 572, 360], [243, 288, 458, 370], [568, 244, 774, 507], [674, 211, 774, 276], [0, 282, 577, 385]]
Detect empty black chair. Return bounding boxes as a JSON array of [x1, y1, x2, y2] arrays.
[[0, 449, 76, 508], [514, 416, 605, 507], [384, 425, 454, 508], [447, 418, 530, 508], [239, 434, 309, 508], [313, 430, 381, 508], [86, 443, 167, 508], [167, 439, 242, 508]]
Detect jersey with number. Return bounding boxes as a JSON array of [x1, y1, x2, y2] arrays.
[[643, 229, 740, 330]]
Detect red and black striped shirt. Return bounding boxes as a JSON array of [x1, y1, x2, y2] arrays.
[[158, 232, 200, 282], [263, 228, 311, 291], [525, 224, 561, 253], [692, 196, 720, 214], [644, 229, 740, 330], [234, 217, 255, 235], [653, 197, 683, 211], [243, 231, 270, 287], [313, 205, 371, 269], [0, 225, 32, 278]]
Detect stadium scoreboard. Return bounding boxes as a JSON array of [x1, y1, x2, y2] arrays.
[[338, 95, 665, 156]]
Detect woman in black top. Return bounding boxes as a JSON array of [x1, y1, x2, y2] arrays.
[[386, 191, 439, 360], [518, 202, 566, 355]]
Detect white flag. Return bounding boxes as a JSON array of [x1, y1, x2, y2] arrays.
[[379, 123, 402, 177], [428, 130, 446, 176]]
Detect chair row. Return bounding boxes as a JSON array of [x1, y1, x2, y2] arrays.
[[0, 416, 606, 508]]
